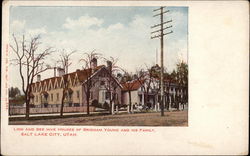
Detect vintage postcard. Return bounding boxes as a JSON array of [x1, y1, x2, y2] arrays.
[[1, 0, 249, 155]]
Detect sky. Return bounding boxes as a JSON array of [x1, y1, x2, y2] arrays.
[[9, 6, 188, 89]]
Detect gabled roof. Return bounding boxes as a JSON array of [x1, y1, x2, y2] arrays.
[[30, 65, 107, 90], [76, 65, 105, 82], [121, 80, 144, 91]]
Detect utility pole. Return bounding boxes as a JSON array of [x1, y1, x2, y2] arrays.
[[156, 48, 158, 65], [151, 6, 173, 116]]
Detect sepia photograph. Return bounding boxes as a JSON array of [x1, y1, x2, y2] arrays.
[[8, 6, 188, 126]]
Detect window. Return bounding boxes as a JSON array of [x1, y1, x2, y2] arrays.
[[51, 94, 53, 101], [36, 95, 38, 102], [74, 103, 80, 107], [77, 91, 80, 99], [69, 92, 73, 100], [105, 91, 110, 100], [100, 81, 105, 86], [56, 93, 59, 101], [90, 91, 93, 99], [102, 91, 105, 101]]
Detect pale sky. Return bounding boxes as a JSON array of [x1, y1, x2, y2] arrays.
[[9, 6, 188, 90]]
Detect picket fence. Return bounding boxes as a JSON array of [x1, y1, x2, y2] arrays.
[[9, 106, 95, 115]]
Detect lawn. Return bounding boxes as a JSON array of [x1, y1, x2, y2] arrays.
[[9, 110, 188, 126]]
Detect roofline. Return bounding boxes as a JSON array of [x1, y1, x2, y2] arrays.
[[81, 66, 123, 88], [102, 67, 123, 88], [81, 65, 105, 85]]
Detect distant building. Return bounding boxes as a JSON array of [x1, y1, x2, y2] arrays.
[[121, 80, 156, 107], [30, 58, 122, 108], [121, 78, 188, 110]]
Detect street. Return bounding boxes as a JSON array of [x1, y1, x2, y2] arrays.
[[9, 110, 188, 126]]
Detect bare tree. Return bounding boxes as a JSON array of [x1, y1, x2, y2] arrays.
[[56, 49, 76, 116], [103, 56, 121, 114], [135, 64, 164, 109], [151, 75, 160, 109], [151, 65, 167, 110], [10, 34, 53, 118], [57, 49, 76, 74], [120, 72, 137, 113], [79, 50, 101, 115], [135, 65, 154, 108]]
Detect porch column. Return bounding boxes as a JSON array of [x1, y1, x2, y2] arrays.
[[157, 101, 160, 111], [169, 93, 172, 111], [127, 105, 130, 113], [154, 95, 157, 111], [163, 95, 165, 109], [112, 103, 114, 115], [131, 103, 134, 113], [116, 105, 119, 113], [142, 93, 145, 105], [110, 91, 113, 107]]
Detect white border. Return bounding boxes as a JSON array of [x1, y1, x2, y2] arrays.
[[2, 1, 249, 155]]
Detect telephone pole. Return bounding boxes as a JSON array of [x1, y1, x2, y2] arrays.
[[151, 6, 173, 116]]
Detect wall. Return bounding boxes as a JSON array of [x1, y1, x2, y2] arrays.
[[122, 90, 139, 105]]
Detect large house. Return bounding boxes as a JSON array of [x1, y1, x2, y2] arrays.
[[121, 80, 157, 108], [30, 58, 122, 108], [121, 77, 188, 110], [28, 59, 187, 112]]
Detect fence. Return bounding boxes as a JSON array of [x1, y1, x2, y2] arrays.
[[9, 106, 96, 115]]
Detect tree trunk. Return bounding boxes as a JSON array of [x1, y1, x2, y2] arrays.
[[110, 100, 112, 114], [109, 92, 112, 114], [86, 92, 90, 115], [176, 96, 179, 111], [128, 91, 132, 113], [60, 92, 65, 117], [166, 94, 169, 111], [153, 95, 156, 110], [145, 93, 148, 107], [25, 95, 30, 119]]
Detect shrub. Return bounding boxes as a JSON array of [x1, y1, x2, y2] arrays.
[[103, 102, 110, 110], [119, 104, 127, 108], [91, 99, 102, 108]]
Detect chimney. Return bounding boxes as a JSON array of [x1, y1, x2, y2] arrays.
[[90, 57, 97, 69], [54, 67, 56, 77], [37, 75, 41, 82], [57, 67, 65, 77], [106, 61, 112, 71], [117, 73, 122, 82]]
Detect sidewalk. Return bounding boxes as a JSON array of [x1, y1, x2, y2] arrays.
[[9, 110, 129, 120], [9, 107, 188, 121], [9, 110, 188, 126]]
